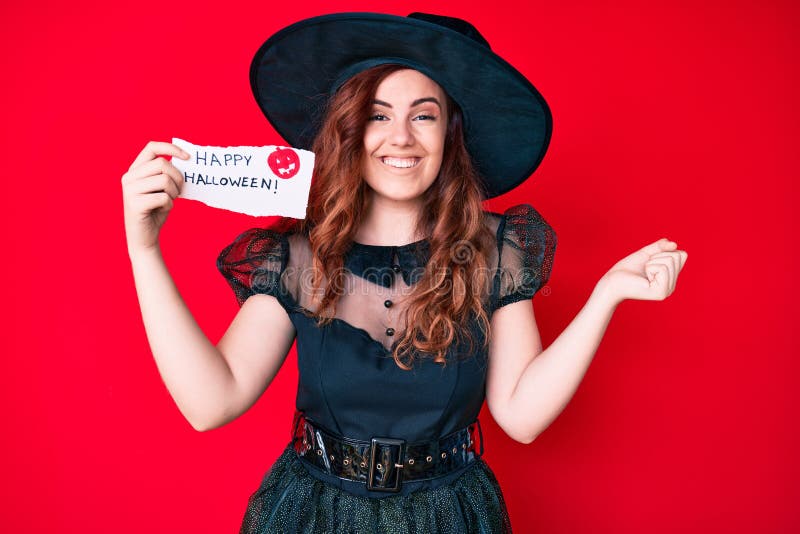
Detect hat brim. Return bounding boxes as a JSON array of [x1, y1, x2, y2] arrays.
[[250, 12, 552, 198]]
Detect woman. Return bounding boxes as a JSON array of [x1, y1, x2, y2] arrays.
[[122, 13, 687, 533]]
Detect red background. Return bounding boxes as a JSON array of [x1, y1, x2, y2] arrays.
[[2, 0, 797, 532]]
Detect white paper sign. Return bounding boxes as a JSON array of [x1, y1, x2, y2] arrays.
[[172, 137, 314, 218]]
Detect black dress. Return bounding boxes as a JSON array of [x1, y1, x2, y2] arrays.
[[217, 203, 556, 533]]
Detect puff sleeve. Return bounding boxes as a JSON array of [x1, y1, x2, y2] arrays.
[[492, 203, 557, 311], [217, 228, 290, 307]]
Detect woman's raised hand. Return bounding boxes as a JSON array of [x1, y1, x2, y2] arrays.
[[121, 141, 190, 256], [599, 238, 688, 305]]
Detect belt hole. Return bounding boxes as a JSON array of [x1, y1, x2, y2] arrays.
[[462, 443, 467, 449], [441, 452, 447, 459], [376, 463, 383, 471], [343, 458, 350, 465], [360, 461, 367, 468], [408, 458, 415, 465], [452, 447, 457, 454], [426, 455, 432, 462], [316, 449, 323, 456], [330, 454, 335, 461]]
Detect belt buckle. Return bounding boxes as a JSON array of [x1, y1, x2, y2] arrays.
[[366, 437, 406, 493]]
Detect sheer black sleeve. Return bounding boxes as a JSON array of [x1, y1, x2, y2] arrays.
[[217, 228, 290, 307], [492, 203, 557, 311]]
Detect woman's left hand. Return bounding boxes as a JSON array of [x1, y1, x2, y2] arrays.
[[598, 238, 688, 305]]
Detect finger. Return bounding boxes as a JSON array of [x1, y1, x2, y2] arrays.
[[648, 251, 680, 260], [162, 161, 185, 195], [647, 254, 677, 292], [162, 174, 180, 199], [656, 250, 687, 273], [656, 250, 688, 275], [136, 191, 174, 214], [124, 157, 184, 194], [646, 257, 675, 293], [152, 158, 185, 193], [647, 255, 675, 275], [644, 263, 670, 300], [124, 156, 171, 181], [129, 141, 190, 171], [132, 173, 180, 199], [639, 238, 677, 257]]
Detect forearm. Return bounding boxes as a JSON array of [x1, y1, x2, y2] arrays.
[[129, 246, 236, 430], [508, 280, 619, 442]]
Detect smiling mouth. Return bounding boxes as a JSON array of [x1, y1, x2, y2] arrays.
[[381, 156, 420, 169]]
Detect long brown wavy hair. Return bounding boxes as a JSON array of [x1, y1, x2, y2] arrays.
[[297, 64, 495, 369]]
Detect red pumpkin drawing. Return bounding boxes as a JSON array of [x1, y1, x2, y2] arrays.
[[267, 147, 300, 179]]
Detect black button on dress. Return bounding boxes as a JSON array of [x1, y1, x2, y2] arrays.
[[218, 204, 556, 530]]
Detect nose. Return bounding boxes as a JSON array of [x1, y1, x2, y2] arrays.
[[389, 118, 415, 146]]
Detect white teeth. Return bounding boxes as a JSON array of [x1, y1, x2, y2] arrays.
[[381, 157, 419, 168]]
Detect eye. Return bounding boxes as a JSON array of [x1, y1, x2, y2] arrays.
[[368, 113, 388, 121], [413, 114, 437, 122]]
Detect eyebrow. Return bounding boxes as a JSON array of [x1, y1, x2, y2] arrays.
[[373, 97, 442, 109]]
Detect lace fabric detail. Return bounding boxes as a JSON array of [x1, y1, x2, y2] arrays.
[[217, 228, 291, 308], [493, 203, 558, 310], [216, 203, 556, 350]]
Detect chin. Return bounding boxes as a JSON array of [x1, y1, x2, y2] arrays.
[[365, 183, 424, 202]]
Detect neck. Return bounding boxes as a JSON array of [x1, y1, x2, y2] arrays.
[[354, 195, 426, 246]]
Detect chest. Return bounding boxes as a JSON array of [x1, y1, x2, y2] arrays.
[[289, 312, 489, 441]]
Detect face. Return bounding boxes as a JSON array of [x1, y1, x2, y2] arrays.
[[361, 69, 448, 204]]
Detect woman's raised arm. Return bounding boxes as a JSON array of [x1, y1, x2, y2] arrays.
[[487, 238, 687, 443], [123, 141, 296, 431]]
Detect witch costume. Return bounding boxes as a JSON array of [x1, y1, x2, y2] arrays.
[[217, 12, 557, 533]]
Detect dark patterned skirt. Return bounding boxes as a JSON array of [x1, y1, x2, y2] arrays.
[[240, 442, 513, 533]]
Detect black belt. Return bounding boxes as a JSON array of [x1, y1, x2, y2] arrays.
[[291, 411, 484, 493]]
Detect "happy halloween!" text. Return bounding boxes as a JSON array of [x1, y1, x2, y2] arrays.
[[183, 172, 279, 191]]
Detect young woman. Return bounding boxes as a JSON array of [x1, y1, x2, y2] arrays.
[[122, 13, 687, 533]]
